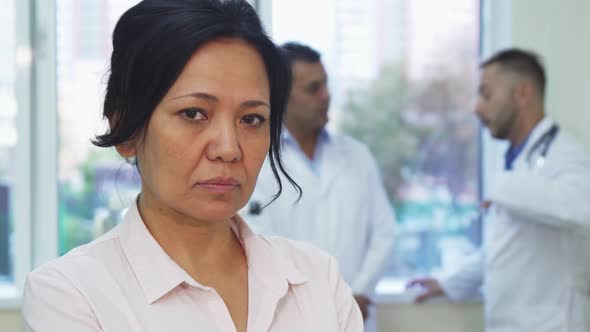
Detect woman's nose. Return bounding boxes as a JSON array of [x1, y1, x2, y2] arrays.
[[205, 121, 242, 162]]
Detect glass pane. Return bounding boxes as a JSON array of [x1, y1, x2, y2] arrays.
[[272, 0, 481, 281], [0, 0, 17, 283], [57, 0, 141, 255]]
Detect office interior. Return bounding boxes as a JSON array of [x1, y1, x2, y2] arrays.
[[1, 0, 589, 331]]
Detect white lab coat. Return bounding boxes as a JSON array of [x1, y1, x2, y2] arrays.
[[244, 132, 395, 296], [440, 118, 590, 332]]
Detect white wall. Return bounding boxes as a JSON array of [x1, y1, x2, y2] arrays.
[[511, 0, 590, 148]]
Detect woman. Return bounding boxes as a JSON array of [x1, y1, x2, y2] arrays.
[[22, 1, 363, 331]]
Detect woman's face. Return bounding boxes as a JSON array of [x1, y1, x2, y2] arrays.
[[120, 38, 271, 223]]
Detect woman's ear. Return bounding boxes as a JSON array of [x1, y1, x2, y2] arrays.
[[115, 141, 136, 159], [109, 111, 141, 158]]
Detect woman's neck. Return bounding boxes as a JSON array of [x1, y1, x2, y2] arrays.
[[137, 194, 246, 285]]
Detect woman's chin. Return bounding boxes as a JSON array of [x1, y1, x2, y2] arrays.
[[188, 204, 242, 223]]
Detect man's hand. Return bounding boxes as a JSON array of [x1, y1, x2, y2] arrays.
[[353, 294, 372, 321], [406, 277, 445, 303]]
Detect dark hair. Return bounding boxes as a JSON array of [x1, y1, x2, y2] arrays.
[[92, 0, 300, 202], [481, 48, 546, 97], [280, 42, 321, 68]]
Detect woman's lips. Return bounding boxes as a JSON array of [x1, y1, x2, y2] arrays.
[[196, 177, 240, 193]]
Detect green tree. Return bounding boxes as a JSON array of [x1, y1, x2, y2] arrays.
[[340, 61, 479, 204], [340, 63, 425, 202]]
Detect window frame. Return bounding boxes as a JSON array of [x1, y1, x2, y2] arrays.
[[0, 0, 58, 309], [1, 0, 33, 309], [30, 0, 60, 274]]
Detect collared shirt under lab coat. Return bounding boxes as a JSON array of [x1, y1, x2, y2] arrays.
[[22, 201, 363, 331], [245, 130, 395, 296], [440, 117, 590, 332]]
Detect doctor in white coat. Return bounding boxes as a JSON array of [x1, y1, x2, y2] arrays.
[[244, 42, 395, 322], [408, 49, 590, 331]]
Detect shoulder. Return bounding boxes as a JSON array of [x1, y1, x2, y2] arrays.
[[329, 133, 378, 166], [555, 130, 589, 155], [259, 235, 363, 329], [25, 226, 122, 295], [22, 242, 111, 329], [551, 129, 590, 167], [331, 133, 370, 153], [262, 235, 341, 280], [265, 235, 333, 266], [22, 240, 116, 331]]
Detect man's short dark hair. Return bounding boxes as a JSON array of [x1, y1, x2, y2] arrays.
[[280, 42, 321, 67], [481, 48, 546, 97]]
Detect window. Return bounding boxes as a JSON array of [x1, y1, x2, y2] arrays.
[[0, 0, 17, 285], [271, 0, 481, 285], [57, 0, 141, 255]]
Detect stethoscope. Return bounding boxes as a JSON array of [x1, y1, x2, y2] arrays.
[[526, 124, 559, 170], [480, 124, 560, 216]]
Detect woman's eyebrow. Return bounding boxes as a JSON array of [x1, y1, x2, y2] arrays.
[[242, 100, 270, 109], [170, 91, 218, 102], [170, 92, 270, 108]]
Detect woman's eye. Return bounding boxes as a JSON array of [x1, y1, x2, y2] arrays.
[[241, 114, 266, 127], [181, 108, 206, 121]]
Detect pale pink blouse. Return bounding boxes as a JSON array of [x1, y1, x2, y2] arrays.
[[22, 202, 363, 331]]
